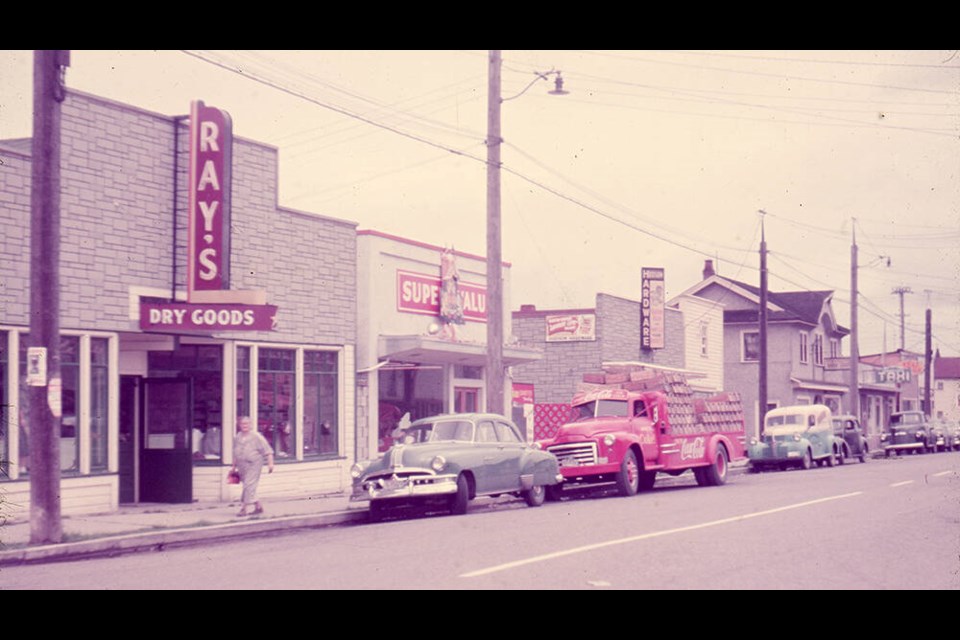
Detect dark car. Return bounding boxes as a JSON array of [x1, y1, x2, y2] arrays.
[[881, 411, 935, 456], [832, 415, 869, 463], [931, 419, 959, 452]]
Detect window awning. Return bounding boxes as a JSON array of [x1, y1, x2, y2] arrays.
[[378, 334, 542, 367], [790, 377, 849, 393]]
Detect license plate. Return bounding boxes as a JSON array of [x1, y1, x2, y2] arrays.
[[561, 459, 580, 467], [382, 478, 408, 491]]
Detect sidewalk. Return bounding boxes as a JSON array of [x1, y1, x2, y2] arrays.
[[0, 491, 368, 567]]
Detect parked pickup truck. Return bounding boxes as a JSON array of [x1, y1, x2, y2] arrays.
[[537, 385, 747, 498]]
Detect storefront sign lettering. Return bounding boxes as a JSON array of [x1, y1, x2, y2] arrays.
[[876, 368, 912, 383], [188, 100, 233, 300], [140, 303, 277, 331], [397, 270, 487, 322]]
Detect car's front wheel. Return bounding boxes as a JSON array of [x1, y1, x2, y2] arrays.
[[522, 484, 545, 507], [799, 449, 813, 470], [449, 474, 470, 515]]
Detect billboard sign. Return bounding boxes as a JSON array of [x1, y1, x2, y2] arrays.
[[397, 270, 487, 322], [641, 267, 665, 350]]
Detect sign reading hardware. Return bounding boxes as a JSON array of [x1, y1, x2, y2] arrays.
[[641, 267, 665, 350], [187, 100, 233, 300], [397, 270, 487, 322], [140, 303, 277, 331]]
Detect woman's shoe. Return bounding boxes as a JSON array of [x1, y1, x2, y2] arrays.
[[236, 509, 248, 517], [252, 505, 264, 515]]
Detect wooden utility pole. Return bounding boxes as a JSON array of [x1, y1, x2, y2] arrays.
[[486, 50, 504, 415], [891, 286, 912, 351], [758, 211, 768, 438], [924, 306, 932, 417], [29, 49, 69, 544], [849, 221, 860, 421]]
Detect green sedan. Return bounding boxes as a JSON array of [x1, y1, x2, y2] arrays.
[[351, 413, 563, 521]]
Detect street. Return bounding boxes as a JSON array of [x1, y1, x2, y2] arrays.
[[2, 453, 958, 590]]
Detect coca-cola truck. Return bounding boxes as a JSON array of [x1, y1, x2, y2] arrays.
[[537, 372, 747, 499]]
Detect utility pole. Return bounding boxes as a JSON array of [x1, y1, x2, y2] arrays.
[[29, 49, 69, 544], [758, 210, 768, 438], [486, 50, 504, 415], [849, 220, 860, 421], [923, 294, 932, 418], [891, 286, 912, 351]]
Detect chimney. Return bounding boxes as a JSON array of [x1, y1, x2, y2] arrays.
[[703, 259, 715, 279]]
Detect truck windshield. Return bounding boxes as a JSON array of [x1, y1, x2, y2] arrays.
[[767, 414, 805, 427], [890, 413, 921, 425], [573, 399, 628, 420]]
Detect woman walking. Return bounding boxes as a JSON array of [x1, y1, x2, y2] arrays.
[[232, 416, 275, 516]]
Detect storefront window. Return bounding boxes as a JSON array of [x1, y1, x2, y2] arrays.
[[90, 338, 109, 472], [377, 364, 444, 452], [304, 350, 338, 457], [237, 346, 251, 420], [20, 336, 81, 473], [258, 348, 295, 459], [148, 344, 223, 462]]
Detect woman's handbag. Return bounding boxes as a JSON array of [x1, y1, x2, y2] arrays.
[[227, 468, 241, 485]]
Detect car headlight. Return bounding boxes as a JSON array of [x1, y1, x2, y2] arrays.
[[915, 431, 925, 440], [749, 437, 758, 446], [350, 463, 366, 479], [603, 434, 616, 447], [431, 456, 447, 472], [880, 433, 888, 441], [793, 433, 802, 442]]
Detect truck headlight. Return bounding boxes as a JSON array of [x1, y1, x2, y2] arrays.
[[880, 433, 888, 441], [431, 456, 447, 472], [915, 431, 925, 440], [749, 437, 758, 446], [603, 434, 616, 447], [350, 463, 365, 479], [793, 433, 802, 442]]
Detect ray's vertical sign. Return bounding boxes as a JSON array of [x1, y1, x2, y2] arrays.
[[187, 100, 233, 301]]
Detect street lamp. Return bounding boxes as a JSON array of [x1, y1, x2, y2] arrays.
[[486, 51, 567, 415]]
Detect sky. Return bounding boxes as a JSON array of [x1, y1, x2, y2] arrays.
[[1, 50, 958, 357]]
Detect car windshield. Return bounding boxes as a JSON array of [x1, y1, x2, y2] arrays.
[[891, 413, 921, 425], [573, 399, 628, 420], [424, 420, 475, 442]]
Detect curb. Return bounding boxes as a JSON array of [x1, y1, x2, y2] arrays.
[[0, 509, 366, 567]]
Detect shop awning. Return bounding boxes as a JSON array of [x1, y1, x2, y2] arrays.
[[378, 334, 542, 367], [790, 377, 849, 393]]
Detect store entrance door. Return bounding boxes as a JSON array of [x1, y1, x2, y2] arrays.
[[454, 387, 480, 413], [140, 378, 193, 503]]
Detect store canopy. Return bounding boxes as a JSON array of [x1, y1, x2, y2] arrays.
[[378, 334, 542, 367]]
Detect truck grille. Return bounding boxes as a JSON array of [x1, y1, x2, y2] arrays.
[[548, 442, 599, 466]]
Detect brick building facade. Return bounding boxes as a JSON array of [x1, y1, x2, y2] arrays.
[[1, 90, 357, 514]]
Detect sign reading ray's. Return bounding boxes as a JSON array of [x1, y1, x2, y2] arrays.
[[187, 100, 232, 300]]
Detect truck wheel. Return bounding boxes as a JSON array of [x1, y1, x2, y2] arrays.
[[522, 484, 545, 507], [826, 451, 836, 467], [615, 450, 640, 497], [837, 445, 847, 465], [799, 449, 813, 470], [449, 474, 470, 515], [698, 446, 729, 486]]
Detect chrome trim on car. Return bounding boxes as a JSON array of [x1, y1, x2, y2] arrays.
[[351, 468, 459, 502]]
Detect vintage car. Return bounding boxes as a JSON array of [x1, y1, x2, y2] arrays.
[[881, 411, 935, 456], [748, 404, 841, 471], [350, 413, 562, 521], [930, 419, 959, 452], [831, 415, 869, 463]]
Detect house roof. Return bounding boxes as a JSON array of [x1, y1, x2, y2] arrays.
[[689, 275, 848, 335], [935, 356, 960, 379]]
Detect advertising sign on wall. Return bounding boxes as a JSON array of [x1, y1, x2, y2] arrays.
[[545, 314, 596, 342], [641, 267, 665, 350], [397, 270, 487, 322], [187, 100, 233, 300]]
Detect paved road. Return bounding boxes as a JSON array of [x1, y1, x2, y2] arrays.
[[2, 453, 958, 589]]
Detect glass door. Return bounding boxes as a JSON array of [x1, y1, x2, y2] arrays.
[[140, 378, 193, 503]]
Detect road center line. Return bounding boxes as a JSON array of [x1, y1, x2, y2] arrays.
[[932, 471, 953, 478], [890, 480, 914, 487], [460, 491, 863, 578]]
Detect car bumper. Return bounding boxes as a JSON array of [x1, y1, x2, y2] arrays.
[[883, 442, 923, 451], [351, 473, 458, 503]]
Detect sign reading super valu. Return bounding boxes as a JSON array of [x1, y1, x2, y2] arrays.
[[397, 270, 487, 322], [140, 303, 277, 332], [187, 100, 233, 300]]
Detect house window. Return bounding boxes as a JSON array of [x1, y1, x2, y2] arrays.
[[699, 322, 709, 357], [936, 381, 943, 391], [813, 335, 824, 366], [829, 338, 840, 358], [741, 331, 760, 362], [799, 332, 809, 364]]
